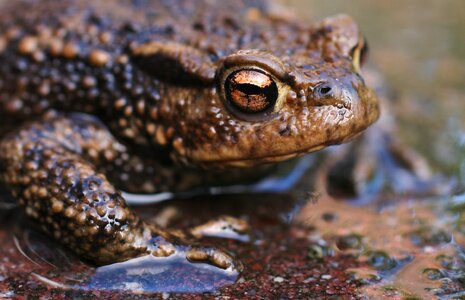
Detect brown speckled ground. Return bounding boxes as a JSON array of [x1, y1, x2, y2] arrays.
[[0, 193, 364, 299]]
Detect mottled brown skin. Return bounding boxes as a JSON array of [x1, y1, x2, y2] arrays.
[[0, 0, 379, 269]]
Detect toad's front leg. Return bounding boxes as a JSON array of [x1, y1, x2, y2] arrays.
[[0, 113, 237, 270]]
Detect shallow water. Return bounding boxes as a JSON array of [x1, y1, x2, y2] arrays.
[[1, 1, 465, 299]]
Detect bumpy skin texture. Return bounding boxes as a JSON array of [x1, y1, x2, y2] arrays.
[[0, 0, 379, 267], [0, 112, 234, 268]]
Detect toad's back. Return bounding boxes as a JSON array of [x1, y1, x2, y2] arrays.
[[0, 0, 261, 132], [0, 0, 300, 139]]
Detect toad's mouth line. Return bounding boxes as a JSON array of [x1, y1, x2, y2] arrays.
[[200, 144, 327, 168], [197, 130, 367, 168]]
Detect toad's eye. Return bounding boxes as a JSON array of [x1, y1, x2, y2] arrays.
[[225, 69, 278, 114], [351, 35, 369, 73]]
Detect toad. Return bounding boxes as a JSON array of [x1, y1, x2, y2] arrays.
[[0, 0, 379, 270]]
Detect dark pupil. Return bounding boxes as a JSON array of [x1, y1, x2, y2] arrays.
[[226, 70, 278, 114], [237, 83, 263, 95]]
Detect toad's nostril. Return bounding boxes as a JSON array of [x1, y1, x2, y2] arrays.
[[316, 84, 333, 97], [310, 82, 349, 108]]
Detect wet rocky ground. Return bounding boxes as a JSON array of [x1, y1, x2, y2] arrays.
[[0, 190, 364, 299], [1, 1, 465, 299]]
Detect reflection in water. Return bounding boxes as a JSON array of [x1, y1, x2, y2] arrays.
[[14, 229, 238, 293], [83, 255, 238, 293], [297, 190, 465, 298]]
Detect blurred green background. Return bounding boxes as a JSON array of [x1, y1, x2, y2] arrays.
[[282, 0, 465, 179]]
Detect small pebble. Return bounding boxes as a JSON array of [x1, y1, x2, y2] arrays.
[[303, 277, 316, 283]]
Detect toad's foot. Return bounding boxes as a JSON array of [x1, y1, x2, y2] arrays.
[[321, 124, 452, 202], [0, 113, 239, 271]]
